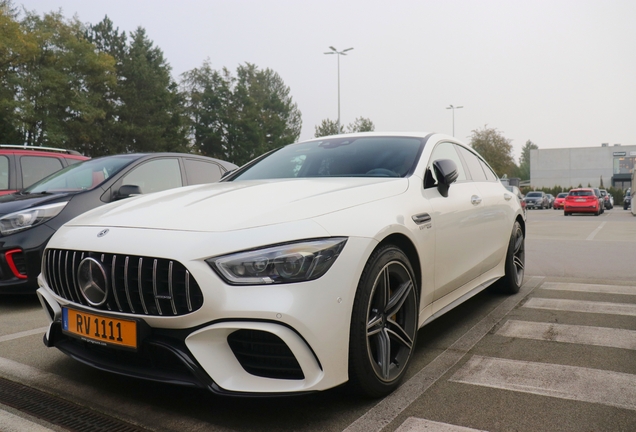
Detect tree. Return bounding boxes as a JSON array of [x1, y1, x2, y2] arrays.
[[314, 118, 344, 137], [114, 27, 188, 154], [518, 140, 538, 180], [8, 11, 116, 152], [0, 1, 26, 142], [182, 62, 301, 165], [347, 117, 374, 133], [469, 125, 517, 177]]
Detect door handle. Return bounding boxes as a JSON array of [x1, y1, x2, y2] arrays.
[[504, 193, 512, 201], [471, 195, 482, 205]]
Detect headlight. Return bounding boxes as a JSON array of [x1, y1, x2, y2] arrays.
[[0, 202, 68, 235], [207, 237, 348, 285]]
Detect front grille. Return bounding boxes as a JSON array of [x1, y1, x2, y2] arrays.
[[44, 249, 203, 316], [227, 330, 304, 380]]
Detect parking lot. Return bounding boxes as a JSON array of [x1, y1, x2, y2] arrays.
[[1, 208, 635, 432]]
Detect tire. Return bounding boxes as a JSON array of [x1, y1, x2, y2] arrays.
[[348, 245, 418, 397], [564, 211, 570, 216], [492, 221, 524, 294]]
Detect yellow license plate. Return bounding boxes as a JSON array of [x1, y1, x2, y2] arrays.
[[62, 308, 137, 350]]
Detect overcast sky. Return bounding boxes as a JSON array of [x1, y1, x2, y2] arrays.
[[18, 0, 636, 160]]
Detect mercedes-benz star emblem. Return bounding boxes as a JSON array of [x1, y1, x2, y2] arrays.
[[77, 257, 109, 306], [97, 229, 109, 238]]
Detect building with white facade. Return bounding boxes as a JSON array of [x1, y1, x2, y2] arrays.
[[530, 144, 636, 190]]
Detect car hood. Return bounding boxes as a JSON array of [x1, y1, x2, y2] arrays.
[[66, 178, 409, 232], [0, 191, 75, 216]]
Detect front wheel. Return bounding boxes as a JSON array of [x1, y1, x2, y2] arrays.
[[348, 245, 418, 397], [492, 221, 524, 294]]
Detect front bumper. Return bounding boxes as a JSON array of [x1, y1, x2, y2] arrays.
[[36, 230, 376, 395], [0, 224, 55, 294]]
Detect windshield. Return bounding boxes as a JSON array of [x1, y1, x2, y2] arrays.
[[25, 155, 140, 194], [557, 193, 568, 198], [526, 192, 542, 197], [230, 136, 425, 181]]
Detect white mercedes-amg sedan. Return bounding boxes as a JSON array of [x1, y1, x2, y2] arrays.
[[37, 132, 525, 397]]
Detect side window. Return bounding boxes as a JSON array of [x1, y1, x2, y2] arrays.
[[425, 142, 467, 188], [183, 159, 223, 185], [479, 159, 498, 181], [456, 147, 487, 182], [21, 156, 64, 188], [0, 156, 8, 190], [121, 158, 182, 194]]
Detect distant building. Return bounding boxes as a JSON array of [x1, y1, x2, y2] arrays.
[[530, 144, 636, 190]]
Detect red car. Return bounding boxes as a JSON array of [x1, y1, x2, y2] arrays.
[[553, 192, 568, 210], [564, 188, 602, 216], [0, 145, 88, 195]]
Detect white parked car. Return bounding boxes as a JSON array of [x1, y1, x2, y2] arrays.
[[37, 132, 525, 397]]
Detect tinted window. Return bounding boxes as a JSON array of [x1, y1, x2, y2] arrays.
[[232, 137, 424, 181], [569, 190, 593, 196], [426, 142, 467, 186], [121, 158, 182, 194], [0, 156, 8, 190], [526, 192, 543, 197], [184, 159, 223, 184], [21, 156, 63, 188], [456, 146, 487, 181]]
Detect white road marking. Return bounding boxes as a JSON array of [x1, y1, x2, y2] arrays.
[[524, 297, 636, 316], [586, 222, 606, 240], [395, 417, 487, 432], [497, 320, 636, 350], [540, 282, 636, 296], [0, 327, 48, 344], [343, 276, 544, 432], [450, 355, 636, 411]]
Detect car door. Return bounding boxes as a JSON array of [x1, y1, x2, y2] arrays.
[[455, 146, 511, 276], [421, 141, 484, 302]]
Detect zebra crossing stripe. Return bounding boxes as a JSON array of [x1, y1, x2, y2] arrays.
[[450, 355, 636, 411], [540, 282, 636, 296], [394, 417, 486, 432], [497, 320, 636, 350], [524, 297, 636, 316]]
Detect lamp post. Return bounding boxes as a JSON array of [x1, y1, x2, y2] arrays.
[[446, 104, 463, 137], [324, 46, 353, 131]]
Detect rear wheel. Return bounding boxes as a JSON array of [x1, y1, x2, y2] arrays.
[[348, 245, 418, 397], [492, 221, 524, 294]]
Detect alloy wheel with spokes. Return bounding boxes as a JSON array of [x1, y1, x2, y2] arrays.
[[349, 245, 418, 397]]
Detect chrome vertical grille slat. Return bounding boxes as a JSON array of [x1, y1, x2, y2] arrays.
[[111, 255, 122, 312], [56, 250, 67, 300], [152, 259, 162, 316], [138, 257, 149, 315], [42, 249, 203, 317], [123, 256, 135, 313], [71, 251, 82, 304], [168, 261, 177, 315]]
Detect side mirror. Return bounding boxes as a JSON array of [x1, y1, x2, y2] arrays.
[[433, 159, 459, 197], [115, 184, 142, 199]]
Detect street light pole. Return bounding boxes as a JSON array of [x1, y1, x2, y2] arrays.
[[324, 46, 353, 132], [446, 104, 463, 137]]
